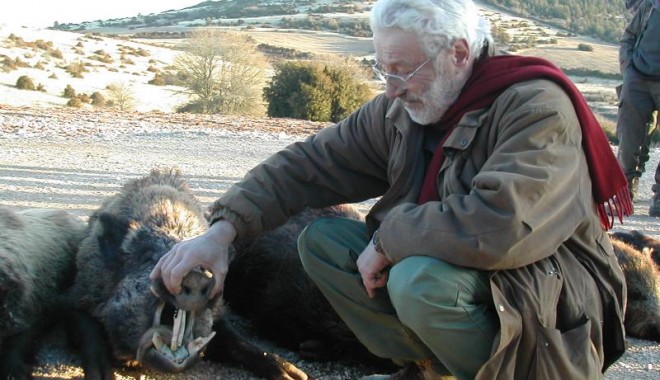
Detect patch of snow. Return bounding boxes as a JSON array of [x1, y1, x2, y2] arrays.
[[0, 24, 188, 112]]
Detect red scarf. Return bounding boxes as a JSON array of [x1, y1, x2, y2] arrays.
[[417, 55, 632, 229]]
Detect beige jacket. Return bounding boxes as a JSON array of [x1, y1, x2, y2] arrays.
[[209, 79, 626, 379]]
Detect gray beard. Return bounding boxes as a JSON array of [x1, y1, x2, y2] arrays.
[[404, 79, 463, 125]]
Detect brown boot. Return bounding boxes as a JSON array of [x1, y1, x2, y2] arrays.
[[360, 359, 456, 380], [649, 194, 660, 217]]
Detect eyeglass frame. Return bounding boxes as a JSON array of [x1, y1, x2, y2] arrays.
[[372, 58, 431, 84]]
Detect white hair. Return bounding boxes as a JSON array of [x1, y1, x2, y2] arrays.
[[370, 0, 494, 58]]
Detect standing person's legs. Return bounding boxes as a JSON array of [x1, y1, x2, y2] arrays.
[[650, 84, 660, 215], [651, 160, 660, 216], [655, 160, 660, 193], [298, 216, 498, 380], [648, 82, 660, 216], [637, 112, 655, 174], [616, 67, 656, 201]]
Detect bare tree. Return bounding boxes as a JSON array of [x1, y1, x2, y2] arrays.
[[105, 82, 136, 111], [175, 29, 269, 115]]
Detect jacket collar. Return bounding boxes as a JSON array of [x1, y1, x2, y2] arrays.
[[385, 97, 415, 133]]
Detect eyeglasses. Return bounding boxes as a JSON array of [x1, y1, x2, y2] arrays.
[[372, 58, 430, 84]]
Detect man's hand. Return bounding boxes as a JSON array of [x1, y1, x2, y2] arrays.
[[356, 240, 392, 298], [150, 220, 237, 297]]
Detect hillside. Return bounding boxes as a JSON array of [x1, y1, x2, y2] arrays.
[[1, 0, 622, 119], [0, 24, 188, 112], [52, 0, 628, 44]]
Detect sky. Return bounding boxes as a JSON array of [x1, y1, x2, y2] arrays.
[[0, 0, 204, 28]]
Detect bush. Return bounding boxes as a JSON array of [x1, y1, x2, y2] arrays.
[[16, 75, 36, 90], [62, 84, 77, 98], [148, 73, 166, 86], [121, 57, 135, 65], [91, 91, 106, 107], [577, 43, 594, 52], [264, 59, 373, 122], [50, 49, 64, 59], [2, 56, 29, 71], [135, 48, 151, 57], [2, 56, 16, 71], [66, 97, 83, 108], [90, 53, 114, 64], [66, 61, 87, 78], [78, 93, 92, 103]]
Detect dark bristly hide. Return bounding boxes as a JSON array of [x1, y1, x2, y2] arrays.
[[68, 167, 308, 379], [223, 204, 390, 367], [0, 208, 104, 379], [609, 231, 660, 342]]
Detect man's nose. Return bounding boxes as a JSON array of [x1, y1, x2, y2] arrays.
[[385, 80, 406, 99]]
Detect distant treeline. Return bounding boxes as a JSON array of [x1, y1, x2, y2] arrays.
[[481, 0, 628, 43], [52, 0, 630, 44]]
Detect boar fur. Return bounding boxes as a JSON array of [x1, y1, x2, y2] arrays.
[[609, 231, 660, 342]]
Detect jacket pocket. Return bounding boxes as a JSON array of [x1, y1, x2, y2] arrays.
[[532, 315, 601, 380]]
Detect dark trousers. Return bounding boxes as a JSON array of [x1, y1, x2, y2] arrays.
[[616, 65, 660, 195]]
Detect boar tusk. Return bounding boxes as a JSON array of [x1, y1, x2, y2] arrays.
[[187, 331, 216, 356], [171, 309, 186, 351]]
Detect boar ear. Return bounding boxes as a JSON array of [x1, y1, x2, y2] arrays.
[[97, 212, 130, 265]]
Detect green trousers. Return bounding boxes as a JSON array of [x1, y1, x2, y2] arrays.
[[298, 216, 498, 380]]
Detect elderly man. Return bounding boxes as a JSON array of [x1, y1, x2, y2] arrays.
[[151, 0, 630, 378]]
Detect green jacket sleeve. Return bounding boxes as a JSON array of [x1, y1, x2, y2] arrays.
[[207, 95, 395, 239]]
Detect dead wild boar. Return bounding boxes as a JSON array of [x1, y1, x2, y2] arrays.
[[609, 231, 660, 342], [69, 168, 307, 379], [610, 230, 660, 268], [223, 204, 387, 366], [0, 208, 88, 378]]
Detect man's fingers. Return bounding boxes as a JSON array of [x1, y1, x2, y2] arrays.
[[159, 246, 179, 274], [150, 245, 177, 279], [160, 250, 187, 295], [362, 271, 389, 299], [166, 261, 195, 295], [363, 277, 376, 298], [209, 263, 227, 298], [149, 258, 162, 280]]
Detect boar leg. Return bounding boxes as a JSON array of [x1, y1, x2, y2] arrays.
[[62, 307, 115, 380], [0, 324, 43, 380]]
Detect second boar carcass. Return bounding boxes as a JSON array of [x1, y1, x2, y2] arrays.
[[69, 168, 306, 379]]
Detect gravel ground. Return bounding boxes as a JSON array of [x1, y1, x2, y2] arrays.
[[0, 105, 659, 379]]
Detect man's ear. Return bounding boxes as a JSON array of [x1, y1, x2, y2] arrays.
[[451, 38, 470, 67]]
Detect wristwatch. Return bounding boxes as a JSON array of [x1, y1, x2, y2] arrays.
[[371, 229, 385, 255]]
